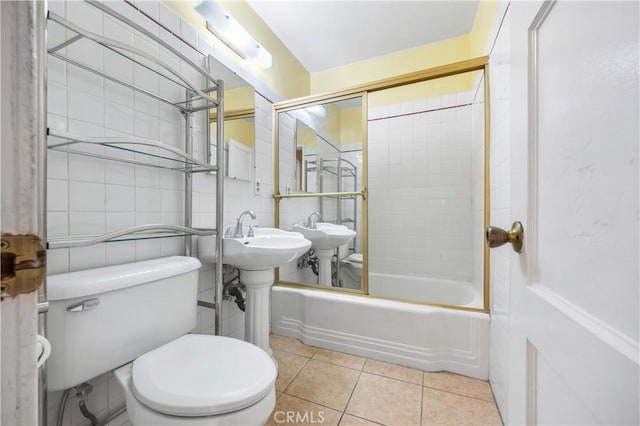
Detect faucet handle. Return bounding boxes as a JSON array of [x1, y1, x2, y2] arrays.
[[247, 225, 255, 238]]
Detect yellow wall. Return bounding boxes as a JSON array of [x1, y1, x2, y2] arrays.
[[311, 0, 500, 107], [162, 1, 310, 99], [224, 118, 255, 148], [225, 86, 254, 112], [340, 107, 363, 144], [470, 0, 501, 58], [297, 120, 317, 149], [311, 33, 471, 95]]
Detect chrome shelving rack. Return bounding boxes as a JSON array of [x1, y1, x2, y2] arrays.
[[44, 0, 224, 322], [316, 157, 358, 286]]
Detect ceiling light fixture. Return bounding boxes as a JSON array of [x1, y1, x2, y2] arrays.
[[195, 1, 272, 69], [305, 105, 326, 117]]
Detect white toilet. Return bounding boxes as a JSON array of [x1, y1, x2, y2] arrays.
[[46, 256, 277, 425], [340, 253, 363, 290], [342, 253, 362, 275]]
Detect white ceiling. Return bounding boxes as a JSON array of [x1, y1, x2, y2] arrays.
[[246, 1, 479, 73]]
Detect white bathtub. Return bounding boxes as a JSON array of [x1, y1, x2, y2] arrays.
[[271, 286, 489, 380], [368, 272, 483, 308]]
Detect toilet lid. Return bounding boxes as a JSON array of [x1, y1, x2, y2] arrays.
[[131, 334, 277, 417], [346, 253, 362, 263]]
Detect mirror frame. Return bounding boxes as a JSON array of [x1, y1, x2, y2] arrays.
[[273, 56, 491, 313]]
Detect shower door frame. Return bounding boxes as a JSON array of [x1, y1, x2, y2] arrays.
[[274, 56, 491, 313]]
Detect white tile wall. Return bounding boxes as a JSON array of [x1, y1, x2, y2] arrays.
[[488, 8, 512, 421], [368, 94, 477, 284]]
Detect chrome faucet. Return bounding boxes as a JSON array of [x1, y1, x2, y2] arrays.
[[232, 210, 256, 238], [306, 212, 322, 229]]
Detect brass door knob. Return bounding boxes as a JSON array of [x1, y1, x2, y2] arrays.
[[485, 222, 524, 253]]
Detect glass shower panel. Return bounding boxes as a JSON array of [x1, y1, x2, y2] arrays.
[[367, 71, 485, 308], [279, 197, 363, 292]]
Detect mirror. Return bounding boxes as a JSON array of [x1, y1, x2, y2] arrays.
[[276, 95, 365, 291], [209, 56, 255, 180]]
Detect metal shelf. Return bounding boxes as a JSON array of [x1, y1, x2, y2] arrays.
[[47, 224, 217, 249], [47, 10, 218, 113], [48, 129, 218, 173]]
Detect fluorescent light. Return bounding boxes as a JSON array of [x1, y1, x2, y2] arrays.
[[196, 1, 272, 69], [305, 105, 326, 117]]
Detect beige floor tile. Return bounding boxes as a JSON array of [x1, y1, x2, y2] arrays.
[[338, 414, 383, 425], [422, 387, 503, 426], [273, 349, 310, 392], [423, 372, 494, 401], [313, 348, 366, 370], [271, 334, 318, 358], [363, 359, 423, 385], [346, 372, 422, 426], [267, 394, 342, 426], [286, 360, 360, 411]]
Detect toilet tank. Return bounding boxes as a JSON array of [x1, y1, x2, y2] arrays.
[[46, 256, 202, 391]]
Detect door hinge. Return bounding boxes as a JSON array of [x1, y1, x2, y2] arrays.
[[1, 234, 46, 300]]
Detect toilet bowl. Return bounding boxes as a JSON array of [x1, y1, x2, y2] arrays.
[[115, 335, 276, 425], [46, 257, 277, 425], [342, 253, 363, 278]]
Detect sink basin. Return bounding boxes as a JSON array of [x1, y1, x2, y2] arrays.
[[222, 228, 311, 271], [293, 222, 356, 250]]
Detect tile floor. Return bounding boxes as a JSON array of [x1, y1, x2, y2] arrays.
[[268, 335, 503, 426]]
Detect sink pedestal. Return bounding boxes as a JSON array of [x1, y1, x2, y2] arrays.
[[240, 269, 273, 355], [315, 249, 334, 286]]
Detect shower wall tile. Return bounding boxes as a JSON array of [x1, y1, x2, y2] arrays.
[[368, 95, 476, 283]]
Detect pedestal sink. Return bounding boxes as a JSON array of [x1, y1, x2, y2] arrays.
[[198, 228, 311, 354], [293, 222, 356, 286]]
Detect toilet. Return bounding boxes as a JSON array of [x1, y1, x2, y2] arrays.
[[340, 253, 363, 289], [342, 253, 363, 277], [46, 256, 277, 425]]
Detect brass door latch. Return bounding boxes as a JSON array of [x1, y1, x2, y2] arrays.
[[485, 222, 524, 253], [1, 235, 46, 299]]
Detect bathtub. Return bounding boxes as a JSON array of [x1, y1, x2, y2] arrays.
[[271, 286, 489, 380], [368, 272, 483, 308]]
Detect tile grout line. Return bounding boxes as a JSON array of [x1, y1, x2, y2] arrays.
[[341, 366, 365, 423], [422, 384, 497, 404], [277, 354, 313, 396], [420, 372, 425, 426]]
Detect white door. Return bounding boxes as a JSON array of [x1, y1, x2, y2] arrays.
[[507, 1, 639, 424]]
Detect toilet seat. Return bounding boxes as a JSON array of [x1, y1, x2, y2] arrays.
[[344, 253, 363, 269], [345, 253, 362, 263], [131, 334, 277, 417]]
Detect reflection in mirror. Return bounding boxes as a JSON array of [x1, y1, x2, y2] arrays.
[[278, 198, 363, 292], [276, 95, 364, 291], [367, 70, 486, 309], [278, 97, 363, 194], [208, 56, 254, 180]]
